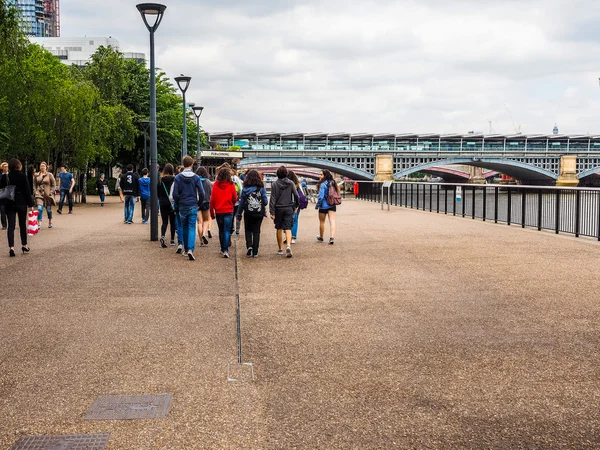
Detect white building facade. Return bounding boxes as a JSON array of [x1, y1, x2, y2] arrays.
[[30, 36, 145, 66]]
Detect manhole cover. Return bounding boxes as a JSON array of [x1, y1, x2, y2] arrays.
[[11, 433, 109, 450], [85, 394, 172, 420]]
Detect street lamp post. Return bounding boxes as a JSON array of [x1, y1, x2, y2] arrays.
[[140, 120, 150, 168], [192, 106, 204, 157], [137, 2, 166, 242], [174, 75, 192, 158]]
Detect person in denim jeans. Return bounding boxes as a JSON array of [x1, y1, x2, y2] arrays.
[[210, 167, 238, 258], [119, 165, 139, 224], [172, 156, 205, 261], [57, 164, 75, 214]]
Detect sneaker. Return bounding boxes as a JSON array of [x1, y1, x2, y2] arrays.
[[142, 219, 148, 224], [246, 247, 253, 257], [208, 230, 212, 238], [316, 236, 324, 242], [291, 239, 296, 244], [276, 249, 284, 255], [160, 237, 167, 248], [188, 252, 195, 261], [253, 254, 259, 258], [329, 238, 335, 245], [48, 223, 53, 229], [223, 252, 230, 258], [202, 235, 209, 245], [57, 210, 62, 215], [283, 238, 287, 244], [176, 245, 183, 254], [170, 240, 176, 246], [182, 250, 188, 256], [235, 231, 240, 235], [68, 211, 72, 214], [286, 246, 293, 258], [101, 203, 104, 207]]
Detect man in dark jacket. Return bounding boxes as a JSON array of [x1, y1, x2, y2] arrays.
[[173, 155, 205, 261], [119, 164, 139, 224], [269, 165, 299, 258]]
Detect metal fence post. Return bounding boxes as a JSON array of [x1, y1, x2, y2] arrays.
[[494, 187, 498, 223], [429, 184, 433, 212], [507, 187, 512, 226], [411, 184, 414, 208], [462, 188, 466, 217], [436, 185, 440, 213], [537, 189, 543, 231], [555, 190, 560, 234], [472, 187, 476, 219], [482, 187, 487, 221], [575, 189, 581, 237], [522, 188, 527, 228]]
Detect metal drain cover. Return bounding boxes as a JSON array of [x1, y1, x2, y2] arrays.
[[85, 394, 172, 420], [11, 433, 109, 449]]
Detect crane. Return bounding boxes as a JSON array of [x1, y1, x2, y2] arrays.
[[504, 104, 522, 134]]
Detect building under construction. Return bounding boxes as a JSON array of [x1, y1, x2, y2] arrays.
[[11, 0, 60, 37]]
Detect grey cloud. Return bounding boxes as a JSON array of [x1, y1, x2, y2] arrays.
[[57, 0, 600, 134]]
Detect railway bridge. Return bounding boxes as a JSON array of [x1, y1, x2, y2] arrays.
[[209, 132, 600, 186]]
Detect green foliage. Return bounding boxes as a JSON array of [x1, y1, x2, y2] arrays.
[[0, 1, 193, 172]]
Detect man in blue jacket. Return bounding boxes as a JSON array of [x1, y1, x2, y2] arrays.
[[173, 156, 205, 261]]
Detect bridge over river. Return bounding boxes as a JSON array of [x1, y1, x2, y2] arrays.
[[210, 131, 600, 185], [1, 196, 598, 448]]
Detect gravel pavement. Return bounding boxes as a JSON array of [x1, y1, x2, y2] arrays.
[[0, 196, 599, 449]]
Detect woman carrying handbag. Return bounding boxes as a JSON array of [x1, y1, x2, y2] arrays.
[[34, 161, 56, 229], [0, 159, 35, 257]]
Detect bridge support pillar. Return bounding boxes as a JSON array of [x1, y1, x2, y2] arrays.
[[374, 155, 394, 181], [468, 166, 486, 184], [556, 155, 579, 187]]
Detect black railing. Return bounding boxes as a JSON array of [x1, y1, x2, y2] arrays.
[[355, 181, 600, 240]]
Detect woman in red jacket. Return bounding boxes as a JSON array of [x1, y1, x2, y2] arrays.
[[209, 167, 238, 258]]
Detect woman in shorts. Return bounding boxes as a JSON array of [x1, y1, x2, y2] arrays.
[[316, 169, 338, 245]]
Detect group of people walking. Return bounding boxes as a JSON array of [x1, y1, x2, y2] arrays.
[[116, 157, 341, 261], [0, 159, 78, 257], [0, 156, 341, 259]]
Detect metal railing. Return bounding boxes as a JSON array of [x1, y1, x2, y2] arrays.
[[355, 181, 600, 240]]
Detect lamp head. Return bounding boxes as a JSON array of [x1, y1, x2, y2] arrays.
[[188, 102, 195, 108], [192, 106, 204, 119], [174, 75, 192, 93], [136, 3, 167, 32]]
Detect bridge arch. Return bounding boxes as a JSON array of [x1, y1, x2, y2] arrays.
[[394, 158, 558, 183], [240, 156, 375, 180], [578, 167, 600, 179]]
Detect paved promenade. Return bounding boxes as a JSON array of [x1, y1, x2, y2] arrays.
[[1, 197, 599, 449]]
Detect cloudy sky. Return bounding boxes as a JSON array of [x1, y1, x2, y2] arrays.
[[62, 0, 600, 135]]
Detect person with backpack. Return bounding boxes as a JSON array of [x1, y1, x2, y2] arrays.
[[269, 165, 299, 258], [210, 167, 237, 258], [285, 170, 308, 244], [316, 169, 341, 245], [172, 156, 205, 261], [195, 166, 212, 247], [236, 169, 268, 258], [158, 164, 177, 248]]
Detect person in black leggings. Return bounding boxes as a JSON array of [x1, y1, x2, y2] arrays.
[[236, 169, 268, 258], [0, 159, 35, 257], [157, 164, 177, 248]]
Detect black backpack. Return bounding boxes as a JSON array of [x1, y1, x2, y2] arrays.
[[244, 189, 265, 217]]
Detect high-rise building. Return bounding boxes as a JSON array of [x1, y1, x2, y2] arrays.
[[9, 0, 60, 37]]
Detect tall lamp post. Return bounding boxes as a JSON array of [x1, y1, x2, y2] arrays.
[[174, 75, 192, 158], [140, 120, 150, 168], [137, 2, 166, 242], [192, 106, 204, 156]]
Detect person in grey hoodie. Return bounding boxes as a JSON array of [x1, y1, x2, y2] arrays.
[[172, 156, 205, 261], [269, 165, 299, 258]]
